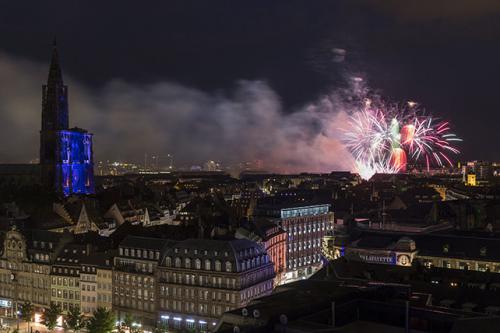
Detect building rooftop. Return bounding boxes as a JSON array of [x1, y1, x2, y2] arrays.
[[160, 238, 269, 272], [119, 235, 174, 251]]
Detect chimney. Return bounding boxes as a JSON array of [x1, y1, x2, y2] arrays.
[[198, 217, 204, 239]]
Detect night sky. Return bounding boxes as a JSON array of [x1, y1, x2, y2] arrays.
[[1, 0, 500, 168]]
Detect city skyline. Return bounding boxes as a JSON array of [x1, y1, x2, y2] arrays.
[[2, 3, 500, 333]]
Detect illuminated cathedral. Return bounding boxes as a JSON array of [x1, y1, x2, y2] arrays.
[[39, 41, 95, 196]]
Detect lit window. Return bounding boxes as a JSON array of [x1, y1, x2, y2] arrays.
[[225, 261, 232, 272]]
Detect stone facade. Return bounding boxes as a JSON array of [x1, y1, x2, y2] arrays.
[[157, 238, 275, 331], [113, 236, 170, 327]]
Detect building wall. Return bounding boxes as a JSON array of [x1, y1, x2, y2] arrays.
[[113, 246, 161, 328], [50, 269, 81, 313], [0, 229, 277, 331], [157, 254, 274, 331], [262, 228, 287, 285], [417, 255, 500, 273], [281, 211, 334, 281], [0, 229, 53, 318], [322, 237, 500, 274], [31, 264, 52, 308], [80, 266, 97, 315], [97, 267, 113, 310]]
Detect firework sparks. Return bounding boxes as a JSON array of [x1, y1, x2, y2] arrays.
[[342, 98, 461, 179]]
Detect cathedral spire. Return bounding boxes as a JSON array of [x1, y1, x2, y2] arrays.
[[41, 39, 69, 132], [47, 37, 63, 86]]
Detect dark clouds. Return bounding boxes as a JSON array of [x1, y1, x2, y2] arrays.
[[363, 0, 500, 23], [1, 0, 500, 165]]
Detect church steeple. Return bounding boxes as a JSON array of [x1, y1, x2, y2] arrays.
[[41, 39, 69, 131], [47, 38, 64, 87], [39, 39, 95, 196]]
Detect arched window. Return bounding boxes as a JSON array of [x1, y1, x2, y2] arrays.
[[215, 260, 221, 272], [204, 259, 211, 270], [225, 261, 232, 272], [175, 257, 181, 268], [195, 259, 201, 270], [165, 257, 172, 266], [185, 258, 191, 269]]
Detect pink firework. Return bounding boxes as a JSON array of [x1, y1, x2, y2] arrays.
[[343, 98, 461, 179]]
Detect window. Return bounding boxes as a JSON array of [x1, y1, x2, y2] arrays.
[[195, 259, 201, 270], [175, 258, 181, 268], [225, 261, 232, 272], [185, 258, 191, 269], [205, 259, 211, 270], [215, 260, 221, 272], [165, 257, 171, 266], [478, 264, 488, 272]]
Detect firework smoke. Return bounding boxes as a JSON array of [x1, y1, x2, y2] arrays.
[[0, 52, 460, 178]]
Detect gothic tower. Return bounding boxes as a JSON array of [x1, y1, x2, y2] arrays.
[[39, 41, 95, 195], [40, 40, 69, 188]]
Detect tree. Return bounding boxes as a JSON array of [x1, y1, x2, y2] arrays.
[[87, 307, 115, 333], [42, 303, 62, 332], [65, 306, 86, 333], [154, 321, 169, 333], [19, 301, 34, 333], [122, 313, 134, 330], [122, 314, 142, 333]]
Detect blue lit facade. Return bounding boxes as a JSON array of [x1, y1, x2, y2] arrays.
[[55, 130, 94, 196], [39, 41, 95, 196]]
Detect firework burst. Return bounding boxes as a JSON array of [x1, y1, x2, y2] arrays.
[[342, 98, 461, 179]]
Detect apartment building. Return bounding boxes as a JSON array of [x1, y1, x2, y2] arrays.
[[156, 238, 275, 331]]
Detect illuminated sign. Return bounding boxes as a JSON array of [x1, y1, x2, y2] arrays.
[[358, 253, 396, 264], [349, 251, 397, 265], [280, 204, 330, 218], [0, 299, 12, 308]]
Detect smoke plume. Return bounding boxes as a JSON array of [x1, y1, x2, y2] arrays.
[[0, 52, 355, 173]]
